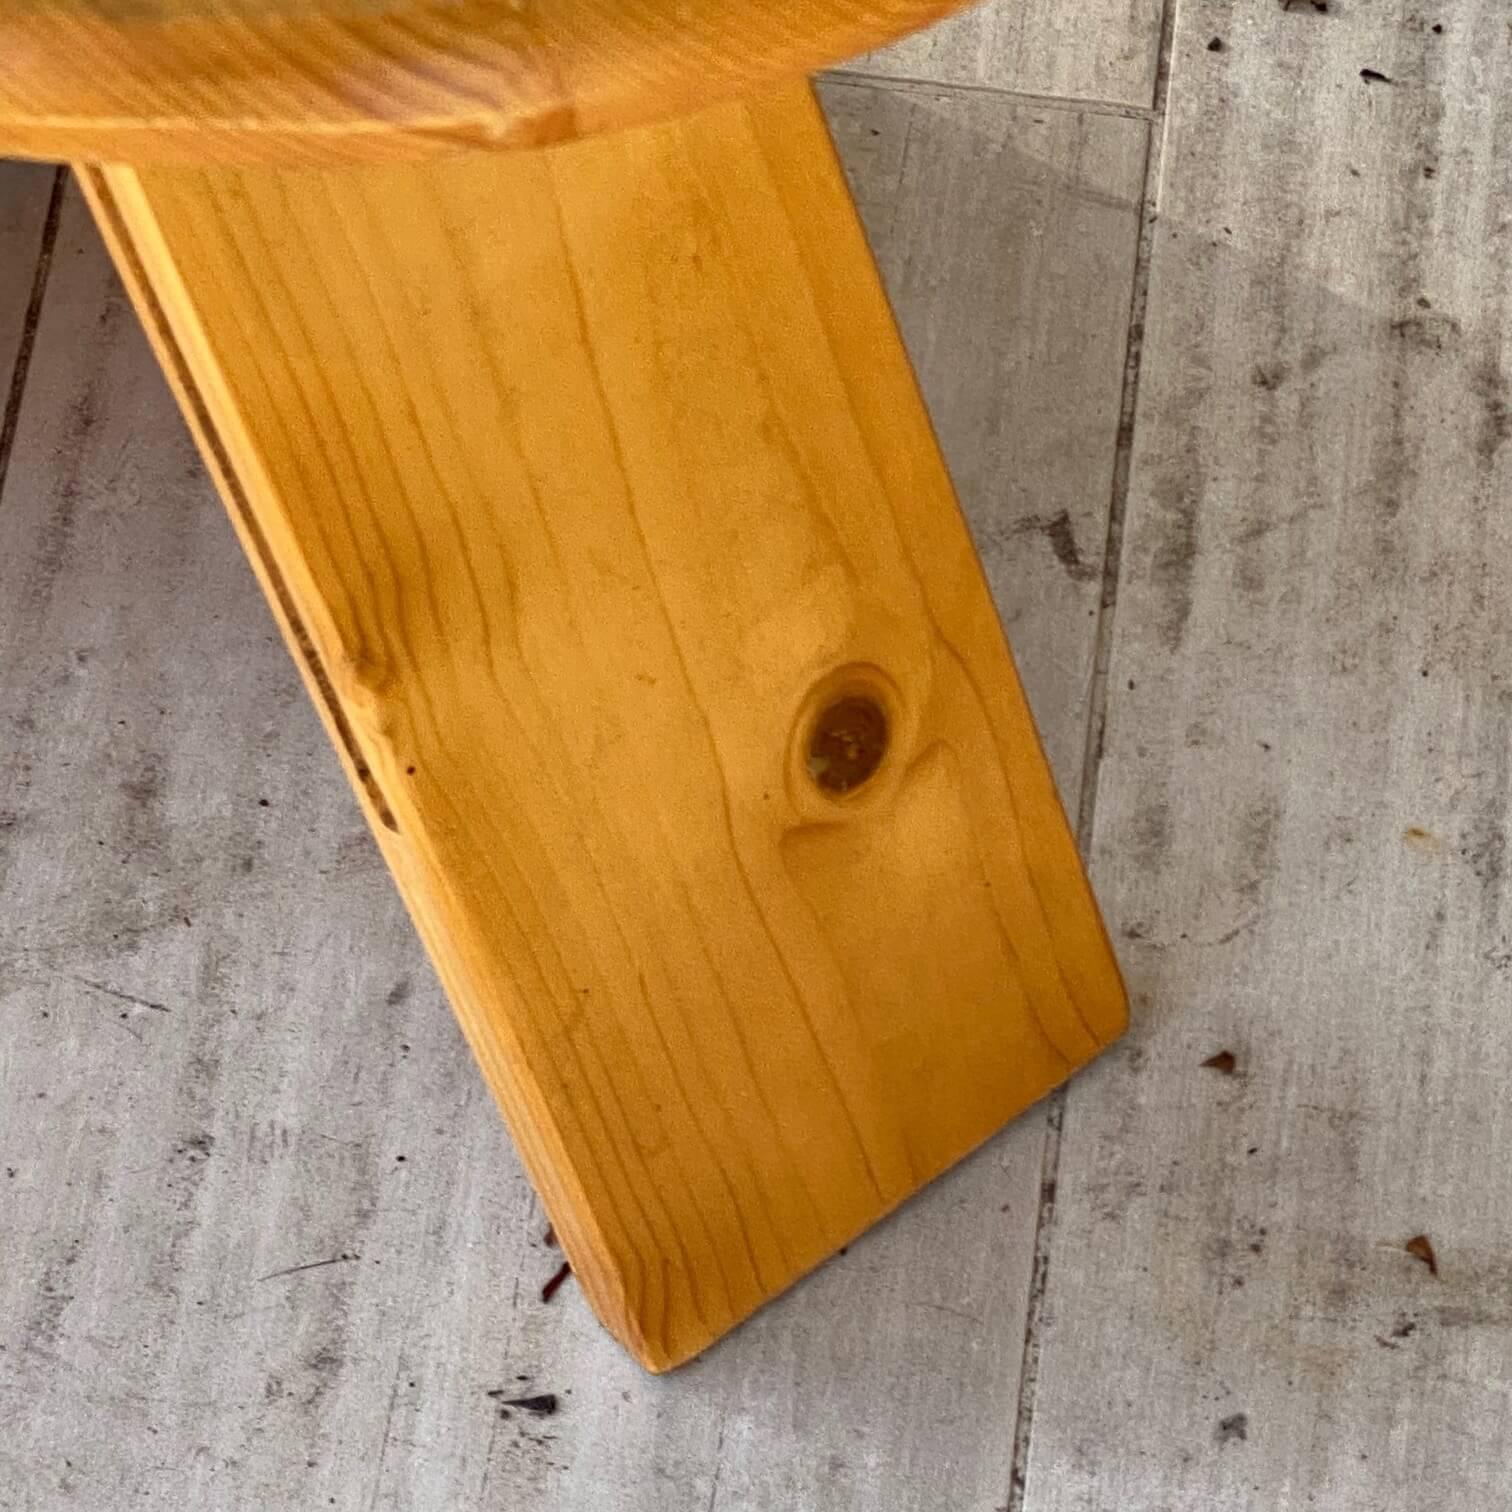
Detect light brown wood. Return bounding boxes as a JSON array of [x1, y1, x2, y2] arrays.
[[1, 0, 968, 164], [0, 86, 1144, 1501], [78, 82, 1125, 1369]]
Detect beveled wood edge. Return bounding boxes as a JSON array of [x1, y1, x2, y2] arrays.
[[1, 0, 968, 164]]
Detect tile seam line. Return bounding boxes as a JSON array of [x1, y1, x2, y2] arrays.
[[1003, 0, 1182, 1500], [0, 166, 67, 509], [820, 67, 1159, 121]]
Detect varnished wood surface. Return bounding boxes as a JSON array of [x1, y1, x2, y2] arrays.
[[23, 0, 1512, 1493], [0, 0, 968, 163], [0, 74, 1147, 1502], [826, 78, 1147, 791], [78, 83, 1124, 1369]]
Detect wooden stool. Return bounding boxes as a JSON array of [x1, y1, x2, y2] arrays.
[[1, 0, 1126, 1369]]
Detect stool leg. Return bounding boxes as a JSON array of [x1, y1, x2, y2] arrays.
[[78, 82, 1124, 1371]]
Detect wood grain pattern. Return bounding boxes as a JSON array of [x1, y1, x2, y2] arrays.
[[79, 83, 1124, 1370], [0, 0, 968, 164], [842, 0, 1164, 110], [1025, 2, 1512, 1505], [826, 78, 1147, 790], [0, 81, 1143, 1503]]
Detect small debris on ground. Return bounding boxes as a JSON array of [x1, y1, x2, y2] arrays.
[[1360, 68, 1393, 84], [1406, 1234, 1439, 1275], [487, 1391, 559, 1417], [1376, 1315, 1418, 1348], [1207, 36, 1225, 51], [1202, 1050, 1238, 1075], [1216, 1412, 1249, 1446], [255, 1252, 362, 1283], [542, 1224, 557, 1248], [542, 1260, 573, 1303]]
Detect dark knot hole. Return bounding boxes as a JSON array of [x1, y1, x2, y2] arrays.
[[806, 694, 888, 796]]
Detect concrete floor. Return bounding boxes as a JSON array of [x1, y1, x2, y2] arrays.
[[4, 0, 1512, 1506]]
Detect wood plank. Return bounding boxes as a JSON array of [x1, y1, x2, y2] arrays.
[[823, 78, 1147, 791], [0, 0, 973, 164], [1026, 3, 1512, 1506], [0, 163, 59, 420], [0, 79, 1145, 1504], [82, 82, 1125, 1371], [839, 0, 1164, 111]]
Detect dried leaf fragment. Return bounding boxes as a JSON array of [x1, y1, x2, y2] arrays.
[[1406, 1234, 1439, 1275]]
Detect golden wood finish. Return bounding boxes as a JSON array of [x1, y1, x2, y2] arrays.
[[1, 0, 966, 164], [79, 84, 1125, 1368]]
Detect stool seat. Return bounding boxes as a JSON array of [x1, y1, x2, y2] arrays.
[[0, 0, 963, 163]]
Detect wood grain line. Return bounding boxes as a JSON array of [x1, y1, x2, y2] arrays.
[[78, 84, 1124, 1367], [78, 163, 401, 835]]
